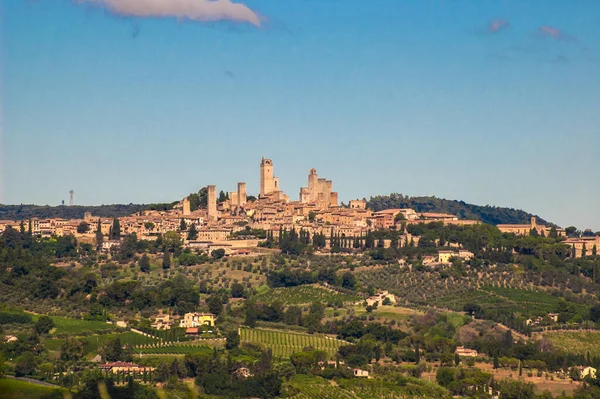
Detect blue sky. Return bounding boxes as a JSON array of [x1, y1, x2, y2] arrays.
[[1, 0, 599, 229]]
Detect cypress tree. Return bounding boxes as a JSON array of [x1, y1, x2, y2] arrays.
[[110, 218, 121, 239], [162, 251, 171, 269], [187, 224, 198, 240]]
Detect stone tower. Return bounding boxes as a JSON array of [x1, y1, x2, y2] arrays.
[[229, 192, 239, 207], [207, 185, 217, 221], [308, 168, 318, 201], [238, 182, 247, 206], [183, 197, 191, 216], [260, 157, 275, 197]]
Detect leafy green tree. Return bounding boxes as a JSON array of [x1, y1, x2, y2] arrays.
[[230, 283, 245, 298], [60, 338, 85, 362], [15, 352, 37, 377], [211, 249, 226, 259], [139, 253, 151, 273], [499, 380, 535, 399], [163, 231, 183, 253], [35, 316, 55, 335], [341, 272, 357, 290], [436, 367, 455, 387], [566, 226, 580, 238], [102, 337, 132, 362], [180, 218, 187, 232], [207, 294, 224, 315], [77, 221, 90, 233]]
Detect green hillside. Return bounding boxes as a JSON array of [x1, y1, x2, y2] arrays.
[[366, 193, 550, 225]]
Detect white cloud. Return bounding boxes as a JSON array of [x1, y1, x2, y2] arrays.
[[77, 0, 262, 27]]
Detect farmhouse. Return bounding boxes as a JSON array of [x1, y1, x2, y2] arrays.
[[353, 369, 369, 378], [180, 312, 216, 328], [582, 366, 597, 379], [364, 291, 396, 306], [455, 346, 478, 357], [99, 362, 153, 373], [151, 313, 178, 330]]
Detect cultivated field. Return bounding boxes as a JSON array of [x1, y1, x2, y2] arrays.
[[240, 328, 345, 358], [352, 305, 422, 323], [288, 375, 357, 399], [288, 374, 445, 399], [253, 285, 361, 306], [476, 362, 582, 396], [543, 331, 600, 357], [138, 342, 223, 355], [0, 379, 66, 399], [32, 315, 117, 335]]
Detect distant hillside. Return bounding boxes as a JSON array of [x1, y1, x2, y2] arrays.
[[366, 193, 549, 226], [0, 204, 149, 220]]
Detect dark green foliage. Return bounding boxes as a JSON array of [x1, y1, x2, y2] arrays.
[[225, 330, 240, 350], [0, 311, 33, 325], [60, 338, 85, 362], [162, 251, 171, 269], [15, 351, 37, 377], [230, 282, 245, 298], [0, 204, 146, 220], [35, 315, 55, 334], [211, 249, 226, 259], [367, 193, 549, 225], [139, 253, 150, 272], [187, 224, 198, 240], [109, 218, 121, 240], [207, 294, 224, 315], [77, 221, 90, 233]]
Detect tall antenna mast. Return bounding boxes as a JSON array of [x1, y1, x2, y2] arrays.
[[69, 190, 74, 206]]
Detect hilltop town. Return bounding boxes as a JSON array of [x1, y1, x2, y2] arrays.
[[1, 157, 597, 261]]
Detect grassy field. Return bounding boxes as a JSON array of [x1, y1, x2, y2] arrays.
[[84, 332, 159, 354], [352, 305, 422, 323], [138, 343, 218, 355], [32, 315, 117, 335], [44, 331, 159, 355], [543, 331, 600, 357], [253, 285, 361, 305], [0, 379, 66, 399], [240, 328, 345, 358], [287, 374, 446, 399], [288, 375, 357, 399], [427, 287, 571, 316]]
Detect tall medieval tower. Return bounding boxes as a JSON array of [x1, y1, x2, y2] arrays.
[[260, 157, 274, 197]]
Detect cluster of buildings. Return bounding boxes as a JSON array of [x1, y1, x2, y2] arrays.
[[497, 217, 565, 237], [150, 312, 215, 331], [498, 217, 599, 258], [1, 157, 596, 259], [0, 158, 484, 256]]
